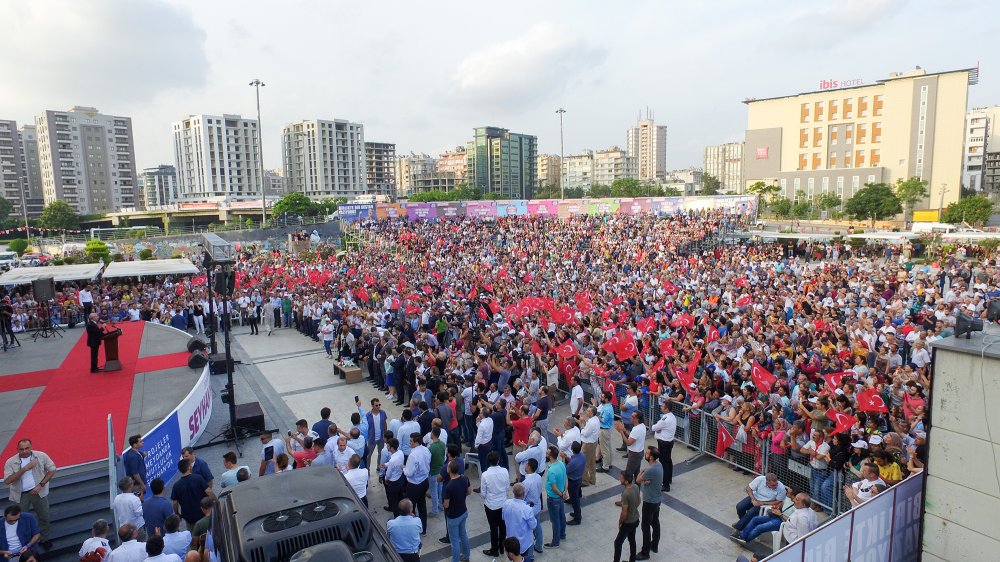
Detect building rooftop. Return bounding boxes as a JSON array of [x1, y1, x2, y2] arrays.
[[742, 67, 976, 105]]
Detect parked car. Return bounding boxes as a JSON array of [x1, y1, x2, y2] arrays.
[[0, 251, 18, 270], [19, 253, 51, 267]]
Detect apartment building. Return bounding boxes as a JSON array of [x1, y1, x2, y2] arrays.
[[172, 114, 262, 202], [280, 119, 368, 199]]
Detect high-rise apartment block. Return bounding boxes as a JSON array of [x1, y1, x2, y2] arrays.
[[536, 154, 561, 189], [561, 151, 594, 192], [18, 126, 44, 217], [263, 169, 288, 198], [172, 114, 262, 202], [35, 106, 138, 213], [365, 142, 396, 198], [962, 106, 1000, 195], [743, 67, 975, 210], [138, 165, 178, 209], [396, 153, 436, 197], [0, 121, 24, 218], [627, 115, 667, 182], [593, 147, 637, 186], [704, 142, 745, 193], [436, 147, 467, 179], [466, 127, 537, 199], [281, 119, 367, 199]]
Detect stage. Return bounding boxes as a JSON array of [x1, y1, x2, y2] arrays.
[[0, 322, 200, 467]]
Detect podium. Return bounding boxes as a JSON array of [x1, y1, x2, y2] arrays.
[[103, 328, 123, 372]]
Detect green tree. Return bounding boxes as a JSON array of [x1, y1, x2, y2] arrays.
[[38, 201, 80, 230], [941, 195, 994, 225], [746, 181, 781, 205], [563, 187, 585, 199], [588, 184, 612, 197], [534, 184, 562, 199], [610, 178, 644, 197], [8, 238, 28, 256], [316, 197, 346, 216], [815, 192, 842, 212], [408, 190, 450, 202], [271, 192, 318, 218], [771, 197, 792, 218], [0, 196, 13, 228], [894, 177, 928, 221], [844, 183, 902, 226], [84, 238, 110, 262], [662, 186, 682, 197], [701, 174, 721, 196], [449, 183, 480, 201]]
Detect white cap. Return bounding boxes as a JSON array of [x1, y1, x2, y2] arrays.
[[852, 440, 868, 449], [869, 435, 883, 445], [808, 396, 819, 404], [476, 347, 487, 356], [721, 394, 733, 403], [834, 389, 845, 395], [402, 342, 415, 349]]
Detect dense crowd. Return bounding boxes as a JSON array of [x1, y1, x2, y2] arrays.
[[5, 210, 1000, 561]]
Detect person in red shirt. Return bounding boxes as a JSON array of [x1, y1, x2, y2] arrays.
[[508, 404, 534, 457], [291, 436, 318, 468]]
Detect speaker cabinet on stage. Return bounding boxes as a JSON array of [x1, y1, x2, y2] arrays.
[[188, 350, 209, 369], [235, 401, 265, 432], [187, 336, 208, 353], [32, 278, 55, 303], [208, 353, 234, 375]]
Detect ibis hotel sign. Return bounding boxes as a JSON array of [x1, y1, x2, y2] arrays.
[[819, 78, 864, 90]]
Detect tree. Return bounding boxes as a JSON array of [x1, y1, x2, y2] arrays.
[[408, 190, 451, 202], [0, 196, 12, 228], [894, 177, 928, 221], [38, 201, 80, 230], [844, 183, 902, 226], [8, 239, 28, 256], [610, 178, 645, 197], [771, 197, 792, 218], [815, 192, 842, 212], [791, 199, 813, 218], [563, 187, 585, 199], [271, 192, 317, 218], [941, 195, 994, 225], [746, 181, 781, 204], [316, 197, 346, 216], [449, 183, 481, 201], [701, 174, 721, 196], [84, 239, 110, 263], [588, 184, 612, 197], [662, 186, 682, 197], [534, 184, 562, 199]]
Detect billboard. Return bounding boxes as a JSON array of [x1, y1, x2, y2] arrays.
[[434, 202, 463, 219], [465, 201, 497, 218], [376, 203, 405, 220], [527, 200, 559, 217], [338, 203, 375, 222], [406, 203, 437, 221], [497, 200, 528, 217]]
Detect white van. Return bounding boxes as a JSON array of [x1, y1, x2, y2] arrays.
[[911, 222, 957, 234], [0, 251, 18, 270]]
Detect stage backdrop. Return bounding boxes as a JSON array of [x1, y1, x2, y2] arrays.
[[340, 195, 757, 223]]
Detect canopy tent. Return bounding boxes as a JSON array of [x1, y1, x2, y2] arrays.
[[940, 232, 1000, 242], [0, 263, 104, 286], [847, 232, 920, 243], [102, 258, 199, 279], [745, 230, 834, 241]]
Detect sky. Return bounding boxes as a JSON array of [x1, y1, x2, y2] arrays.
[[1, 0, 998, 173]]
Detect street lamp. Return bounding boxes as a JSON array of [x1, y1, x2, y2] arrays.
[[249, 79, 267, 227], [938, 182, 949, 212], [556, 108, 566, 199]]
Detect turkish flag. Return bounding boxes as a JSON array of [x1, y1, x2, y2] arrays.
[[489, 299, 502, 315], [539, 298, 555, 312], [636, 316, 656, 334], [823, 371, 850, 391], [556, 339, 578, 359], [499, 266, 510, 281], [364, 274, 375, 287], [716, 424, 736, 457], [658, 338, 675, 355], [355, 288, 370, 303], [422, 284, 434, 295], [390, 297, 401, 310], [602, 333, 622, 354], [523, 274, 533, 283], [735, 277, 749, 288], [735, 295, 752, 307], [404, 304, 420, 315], [686, 350, 702, 381], [604, 377, 619, 406], [661, 281, 678, 295], [468, 286, 478, 301], [531, 340, 544, 354], [431, 271, 443, 280], [477, 306, 488, 320], [347, 267, 357, 276], [857, 388, 890, 413], [618, 309, 631, 327], [827, 409, 858, 434], [707, 325, 721, 342], [670, 313, 695, 329], [615, 331, 639, 361], [750, 361, 777, 394], [550, 306, 576, 325], [652, 356, 665, 373], [574, 292, 594, 315], [611, 297, 624, 306]]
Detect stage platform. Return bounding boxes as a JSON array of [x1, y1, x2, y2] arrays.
[[0, 322, 200, 467]]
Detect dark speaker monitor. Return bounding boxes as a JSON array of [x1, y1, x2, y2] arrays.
[[956, 312, 984, 339], [235, 401, 265, 432], [31, 278, 55, 302], [186, 336, 208, 353], [188, 350, 209, 369], [988, 300, 1000, 323]]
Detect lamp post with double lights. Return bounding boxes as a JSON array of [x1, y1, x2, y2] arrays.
[[249, 79, 267, 227]]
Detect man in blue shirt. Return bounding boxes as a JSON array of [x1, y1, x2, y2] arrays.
[[403, 433, 431, 534], [397, 410, 422, 459], [564, 442, 586, 525], [122, 435, 147, 497], [0, 505, 40, 558], [596, 392, 615, 472], [181, 447, 214, 488], [502, 483, 537, 562], [543, 446, 567, 548], [361, 398, 388, 471], [386, 499, 422, 562], [141, 478, 173, 536], [312, 407, 333, 438]]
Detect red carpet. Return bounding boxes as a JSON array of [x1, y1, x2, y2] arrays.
[[0, 323, 187, 467]]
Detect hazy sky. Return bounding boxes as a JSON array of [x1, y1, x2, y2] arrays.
[[1, 0, 997, 173]]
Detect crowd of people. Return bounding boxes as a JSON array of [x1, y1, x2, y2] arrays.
[[5, 209, 999, 561]]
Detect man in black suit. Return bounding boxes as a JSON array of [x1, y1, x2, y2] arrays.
[[85, 313, 104, 372]]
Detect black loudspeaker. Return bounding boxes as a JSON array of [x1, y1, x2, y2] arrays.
[[31, 278, 55, 302], [956, 312, 984, 339], [208, 353, 234, 375], [235, 401, 265, 432], [214, 270, 235, 296], [988, 300, 1000, 322], [188, 350, 209, 369], [187, 336, 208, 353]]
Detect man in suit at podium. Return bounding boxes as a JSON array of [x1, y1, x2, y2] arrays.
[[86, 313, 104, 373]]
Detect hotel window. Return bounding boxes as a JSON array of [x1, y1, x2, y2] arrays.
[[852, 176, 860, 190], [844, 152, 852, 166], [831, 128, 838, 145], [793, 177, 801, 192], [870, 149, 880, 166], [800, 103, 810, 123], [830, 154, 838, 167], [845, 127, 853, 143], [814, 127, 823, 147], [859, 96, 869, 118], [822, 176, 830, 193], [843, 98, 854, 118], [868, 174, 876, 184], [829, 99, 839, 120], [856, 123, 867, 144], [812, 152, 821, 170], [807, 177, 815, 199], [798, 153, 807, 170], [780, 178, 787, 192], [800, 128, 809, 149], [814, 101, 824, 122], [873, 95, 884, 116], [855, 149, 865, 167], [872, 122, 882, 143]]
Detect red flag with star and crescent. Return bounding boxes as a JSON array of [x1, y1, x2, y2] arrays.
[[661, 281, 678, 295], [716, 424, 735, 457], [857, 388, 890, 413], [556, 339, 578, 359], [477, 306, 488, 321], [671, 313, 695, 329], [488, 299, 502, 315], [531, 339, 544, 355], [750, 361, 777, 394], [735, 277, 749, 289], [735, 295, 752, 307], [707, 325, 721, 342], [685, 350, 702, 384], [636, 316, 656, 334], [827, 409, 858, 434], [390, 297, 401, 310], [602, 333, 622, 354], [823, 371, 851, 392], [658, 338, 675, 356], [615, 331, 639, 361], [574, 292, 594, 315]]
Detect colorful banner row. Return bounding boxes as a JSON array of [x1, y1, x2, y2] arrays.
[[338, 195, 757, 223]]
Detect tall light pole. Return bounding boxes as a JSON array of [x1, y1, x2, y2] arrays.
[[556, 108, 566, 199], [938, 182, 948, 212], [249, 79, 267, 226]]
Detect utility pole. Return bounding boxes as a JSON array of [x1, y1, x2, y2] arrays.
[[249, 79, 267, 227], [939, 183, 948, 212], [556, 108, 566, 199]]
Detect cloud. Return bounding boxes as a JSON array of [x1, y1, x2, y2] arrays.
[[0, 0, 209, 113], [451, 23, 606, 109], [763, 0, 908, 50]]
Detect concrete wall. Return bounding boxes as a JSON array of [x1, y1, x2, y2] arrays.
[[924, 336, 1000, 560]]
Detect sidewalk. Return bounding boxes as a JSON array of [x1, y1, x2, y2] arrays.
[[192, 326, 772, 561]]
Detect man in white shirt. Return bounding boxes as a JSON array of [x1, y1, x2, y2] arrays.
[[479, 451, 510, 557], [800, 429, 830, 502], [474, 407, 495, 473], [846, 463, 887, 506], [579, 407, 600, 486], [569, 377, 585, 417], [514, 431, 547, 479], [106, 523, 146, 562], [343, 455, 369, 507], [617, 411, 647, 481], [650, 402, 677, 492], [258, 431, 286, 476], [112, 477, 144, 529], [78, 519, 111, 561], [382, 438, 406, 516], [781, 492, 819, 543], [141, 535, 182, 562], [332, 438, 354, 473], [554, 416, 582, 458]]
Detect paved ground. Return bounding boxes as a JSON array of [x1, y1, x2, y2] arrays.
[[191, 324, 773, 562]]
